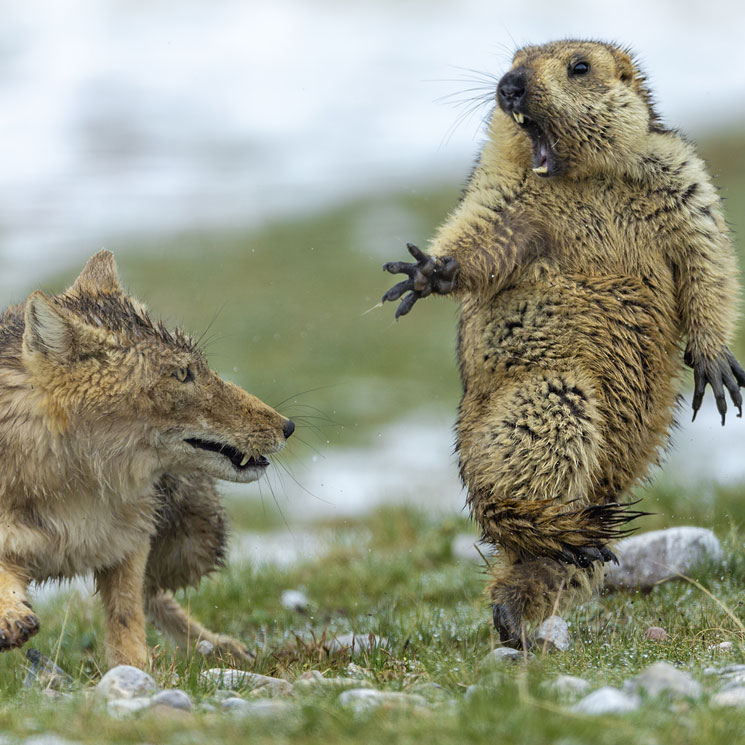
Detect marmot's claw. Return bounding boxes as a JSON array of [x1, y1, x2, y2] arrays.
[[382, 243, 459, 318], [688, 346, 745, 425], [557, 544, 617, 568], [492, 603, 525, 649]]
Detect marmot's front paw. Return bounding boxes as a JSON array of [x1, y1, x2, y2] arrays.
[[382, 243, 459, 318], [685, 346, 745, 425], [0, 598, 39, 651], [492, 603, 528, 649]]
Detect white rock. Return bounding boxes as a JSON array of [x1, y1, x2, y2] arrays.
[[25, 738, 82, 745], [625, 662, 702, 699], [96, 666, 157, 700], [481, 647, 533, 667], [327, 632, 388, 654], [572, 686, 641, 715], [151, 689, 192, 711], [532, 616, 571, 652], [294, 671, 372, 690], [712, 687, 745, 707], [604, 527, 723, 590], [281, 589, 310, 612], [542, 675, 591, 698], [337, 688, 427, 715], [196, 640, 215, 656], [200, 668, 293, 695], [222, 698, 293, 718], [107, 697, 153, 715]]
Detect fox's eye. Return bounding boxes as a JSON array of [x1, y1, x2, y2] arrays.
[[173, 367, 194, 383], [569, 60, 590, 77]]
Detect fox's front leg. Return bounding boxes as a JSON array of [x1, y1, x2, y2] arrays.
[[95, 544, 150, 669], [0, 561, 39, 651]]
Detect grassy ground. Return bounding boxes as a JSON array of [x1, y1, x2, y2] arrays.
[[2, 494, 745, 745]]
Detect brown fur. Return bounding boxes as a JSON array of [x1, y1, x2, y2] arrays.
[[0, 251, 293, 667], [383, 40, 743, 643]]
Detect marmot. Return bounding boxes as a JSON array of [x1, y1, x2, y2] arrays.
[[381, 40, 745, 646]]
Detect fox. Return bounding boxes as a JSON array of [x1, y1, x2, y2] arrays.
[[0, 250, 295, 669]]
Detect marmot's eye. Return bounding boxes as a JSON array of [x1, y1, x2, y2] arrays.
[[569, 61, 590, 76], [173, 367, 194, 383]]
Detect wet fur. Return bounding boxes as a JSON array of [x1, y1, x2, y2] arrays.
[[403, 41, 742, 639]]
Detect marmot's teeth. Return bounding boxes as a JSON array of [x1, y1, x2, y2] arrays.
[[532, 165, 549, 174], [513, 111, 525, 124], [239, 454, 250, 467]]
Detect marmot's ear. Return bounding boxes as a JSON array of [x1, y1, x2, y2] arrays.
[[69, 250, 122, 295], [23, 291, 104, 361], [612, 49, 635, 86]]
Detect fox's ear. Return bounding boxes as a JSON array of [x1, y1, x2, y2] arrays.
[[69, 250, 122, 295], [23, 291, 103, 361]]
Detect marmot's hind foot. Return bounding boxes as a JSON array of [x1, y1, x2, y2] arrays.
[[492, 603, 528, 649], [557, 544, 618, 568]]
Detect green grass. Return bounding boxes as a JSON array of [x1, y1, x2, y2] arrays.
[[3, 501, 745, 744]]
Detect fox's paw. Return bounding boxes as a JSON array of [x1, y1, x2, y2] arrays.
[[205, 634, 255, 662], [0, 598, 40, 651], [492, 603, 528, 650], [382, 243, 458, 318]]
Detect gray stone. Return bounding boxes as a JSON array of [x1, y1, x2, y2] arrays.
[[481, 647, 534, 667], [196, 640, 215, 656], [200, 668, 293, 695], [107, 696, 153, 715], [24, 648, 74, 690], [604, 527, 723, 590], [626, 662, 702, 699], [542, 675, 591, 698], [281, 589, 310, 612], [327, 632, 388, 654], [25, 738, 82, 745], [151, 689, 192, 711], [572, 686, 641, 715], [337, 688, 428, 715], [294, 671, 372, 690], [712, 687, 745, 707], [532, 616, 570, 652], [221, 698, 293, 718], [96, 665, 157, 700]]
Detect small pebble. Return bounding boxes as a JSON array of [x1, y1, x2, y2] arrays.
[[201, 669, 293, 695], [107, 697, 153, 715], [337, 688, 427, 715], [625, 662, 702, 699], [572, 686, 641, 715], [196, 640, 215, 656], [24, 649, 74, 691], [481, 647, 534, 667], [96, 666, 157, 700], [150, 689, 192, 711], [222, 698, 293, 718], [532, 616, 570, 652], [542, 675, 591, 698], [644, 626, 668, 642]]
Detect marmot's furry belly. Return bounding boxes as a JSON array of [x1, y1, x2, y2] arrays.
[[457, 274, 680, 557]]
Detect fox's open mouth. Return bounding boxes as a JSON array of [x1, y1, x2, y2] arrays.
[[184, 438, 269, 470], [510, 110, 559, 177]]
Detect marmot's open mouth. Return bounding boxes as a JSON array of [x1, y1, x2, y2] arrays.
[[184, 437, 269, 470], [511, 111, 555, 177]]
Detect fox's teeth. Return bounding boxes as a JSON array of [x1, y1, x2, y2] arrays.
[[513, 111, 524, 124], [532, 165, 548, 174], [239, 455, 250, 467]]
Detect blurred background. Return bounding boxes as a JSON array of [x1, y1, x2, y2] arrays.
[[1, 0, 744, 551]]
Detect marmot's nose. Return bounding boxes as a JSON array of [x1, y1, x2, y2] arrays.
[[498, 69, 527, 109], [282, 419, 295, 439]]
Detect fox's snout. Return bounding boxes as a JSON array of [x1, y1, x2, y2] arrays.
[[282, 419, 295, 440]]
